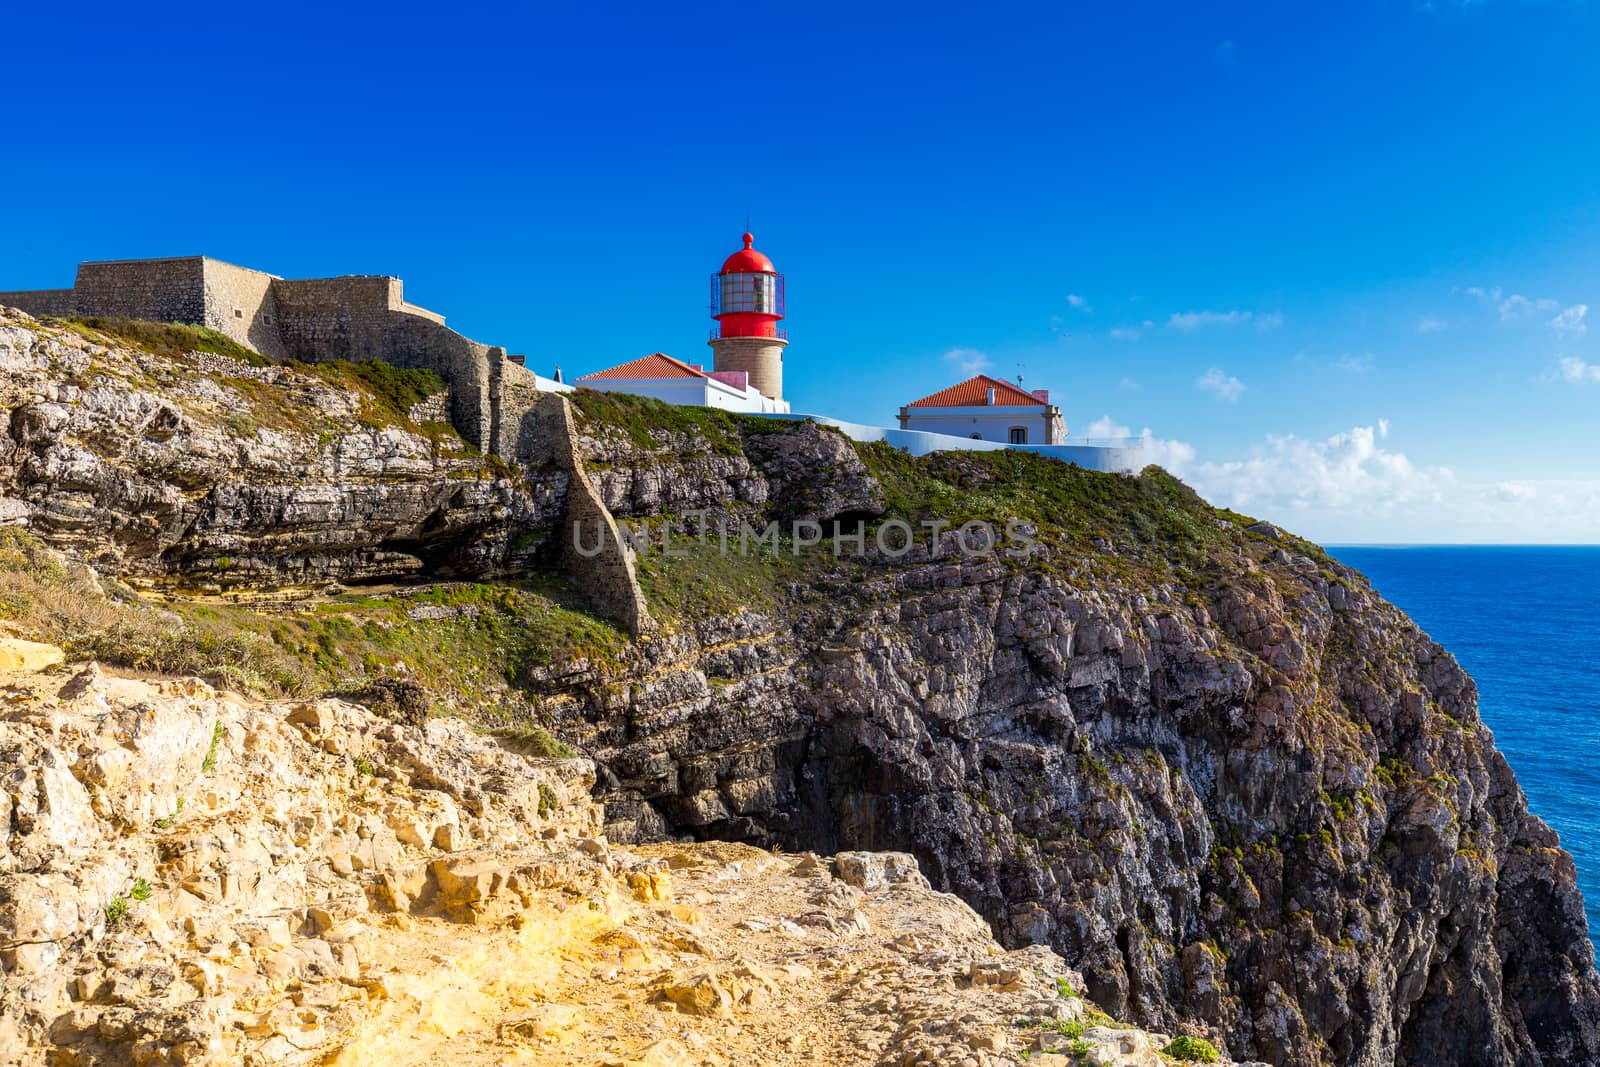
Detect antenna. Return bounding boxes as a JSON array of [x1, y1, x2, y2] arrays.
[[1017, 362, 1025, 385]]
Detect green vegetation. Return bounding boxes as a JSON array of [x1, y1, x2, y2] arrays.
[[0, 522, 624, 719], [0, 527, 313, 695], [153, 798, 185, 830], [104, 896, 130, 930], [354, 755, 376, 776], [296, 359, 448, 430], [201, 721, 226, 773], [53, 316, 269, 366], [1055, 976, 1079, 999], [129, 878, 153, 902], [633, 530, 816, 621], [1162, 1036, 1221, 1062], [538, 783, 560, 816], [571, 388, 744, 456], [1068, 1039, 1093, 1057], [489, 724, 577, 759]]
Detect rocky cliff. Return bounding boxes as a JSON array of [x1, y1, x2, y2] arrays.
[[4, 306, 1599, 1066], [0, 308, 562, 591], [1, 653, 1243, 1067]]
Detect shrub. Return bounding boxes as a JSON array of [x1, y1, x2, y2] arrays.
[[538, 783, 560, 816], [490, 724, 576, 759], [201, 721, 226, 772], [1162, 1036, 1221, 1062]]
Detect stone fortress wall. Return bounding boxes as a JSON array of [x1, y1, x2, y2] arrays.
[[0, 256, 556, 463], [0, 256, 649, 629]]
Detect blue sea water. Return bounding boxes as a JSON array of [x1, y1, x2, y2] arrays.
[[1327, 546, 1600, 947]]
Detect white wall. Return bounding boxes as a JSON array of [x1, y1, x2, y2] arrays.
[[749, 413, 1147, 473], [581, 377, 789, 414], [899, 405, 1053, 444]]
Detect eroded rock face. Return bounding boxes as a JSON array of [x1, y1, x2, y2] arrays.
[[0, 659, 1213, 1067], [531, 487, 1600, 1065], [0, 308, 562, 589]]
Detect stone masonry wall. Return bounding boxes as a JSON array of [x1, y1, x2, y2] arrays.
[[528, 392, 653, 635], [0, 288, 74, 317], [201, 258, 287, 360], [492, 359, 549, 461], [268, 275, 498, 452], [73, 257, 206, 324]]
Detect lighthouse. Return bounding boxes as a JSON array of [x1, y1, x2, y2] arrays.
[[709, 232, 786, 402]]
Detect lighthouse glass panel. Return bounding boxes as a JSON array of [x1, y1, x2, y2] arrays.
[[716, 272, 782, 316]]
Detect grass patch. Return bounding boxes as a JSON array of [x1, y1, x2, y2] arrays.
[[104, 896, 130, 930], [297, 359, 447, 429], [0, 528, 315, 696], [1162, 1036, 1220, 1062], [571, 388, 744, 456], [632, 532, 816, 621], [489, 724, 577, 759], [52, 316, 269, 366]]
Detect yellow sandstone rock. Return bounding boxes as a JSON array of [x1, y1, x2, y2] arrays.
[[0, 637, 63, 672]]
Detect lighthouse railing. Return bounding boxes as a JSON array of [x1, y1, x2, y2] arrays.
[[710, 324, 787, 341]]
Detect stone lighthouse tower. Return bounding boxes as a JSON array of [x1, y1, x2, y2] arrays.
[[709, 232, 786, 402]]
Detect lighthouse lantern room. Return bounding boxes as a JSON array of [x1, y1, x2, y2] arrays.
[[709, 232, 788, 402]]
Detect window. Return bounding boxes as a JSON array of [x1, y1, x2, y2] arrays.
[[263, 314, 273, 324], [233, 308, 244, 318], [1008, 427, 1028, 444], [970, 433, 982, 439]]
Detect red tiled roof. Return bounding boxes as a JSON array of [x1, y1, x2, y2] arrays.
[[578, 352, 708, 382], [907, 374, 1045, 407]]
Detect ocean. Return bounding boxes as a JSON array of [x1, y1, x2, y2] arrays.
[[1328, 546, 1600, 947]]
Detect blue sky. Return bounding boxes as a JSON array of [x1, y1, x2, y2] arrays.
[[6, 1, 1600, 542]]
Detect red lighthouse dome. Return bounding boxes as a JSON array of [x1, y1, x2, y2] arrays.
[[720, 232, 775, 274], [711, 232, 785, 341]]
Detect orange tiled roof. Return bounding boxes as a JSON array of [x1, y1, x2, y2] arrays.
[[578, 352, 708, 382], [907, 374, 1044, 407]]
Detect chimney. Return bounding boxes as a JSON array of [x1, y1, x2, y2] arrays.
[[1031, 389, 1049, 403], [986, 386, 996, 405]]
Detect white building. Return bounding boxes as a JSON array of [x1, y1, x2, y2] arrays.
[[576, 352, 790, 414], [898, 374, 1064, 444]]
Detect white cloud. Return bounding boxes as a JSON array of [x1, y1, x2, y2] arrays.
[[1336, 352, 1374, 373], [1550, 304, 1588, 337], [1466, 285, 1559, 321], [1083, 415, 1129, 438], [1117, 377, 1141, 390], [1165, 421, 1449, 515], [1109, 319, 1153, 341], [1196, 367, 1246, 403], [943, 347, 992, 374], [1168, 309, 1282, 331], [1130, 418, 1600, 543], [1559, 356, 1600, 384], [1066, 294, 1091, 311], [1170, 310, 1247, 329], [1416, 317, 1448, 334], [1079, 416, 1195, 468]]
